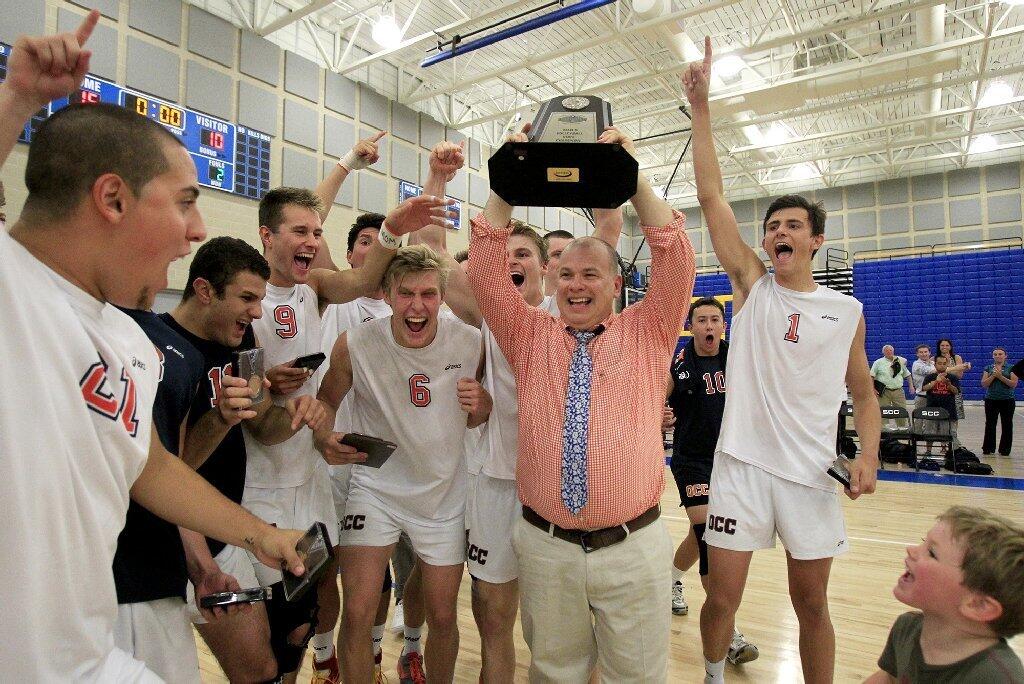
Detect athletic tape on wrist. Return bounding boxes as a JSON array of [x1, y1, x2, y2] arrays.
[[378, 224, 400, 250], [340, 150, 369, 172]]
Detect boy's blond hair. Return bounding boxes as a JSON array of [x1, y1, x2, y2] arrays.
[[939, 506, 1024, 637], [383, 244, 449, 296]]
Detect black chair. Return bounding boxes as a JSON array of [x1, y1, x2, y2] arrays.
[[911, 407, 954, 471], [879, 406, 912, 470]]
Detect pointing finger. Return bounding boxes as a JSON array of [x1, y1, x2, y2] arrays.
[[76, 9, 100, 47]]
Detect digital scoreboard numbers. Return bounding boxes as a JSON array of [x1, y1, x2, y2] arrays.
[[0, 41, 271, 200], [398, 180, 462, 232]]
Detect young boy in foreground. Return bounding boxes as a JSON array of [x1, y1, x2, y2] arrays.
[[866, 506, 1024, 682]]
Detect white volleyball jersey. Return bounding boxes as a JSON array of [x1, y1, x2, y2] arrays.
[[472, 296, 560, 480], [321, 296, 392, 433], [0, 231, 160, 681], [716, 273, 862, 491], [347, 315, 482, 521], [245, 282, 322, 488]]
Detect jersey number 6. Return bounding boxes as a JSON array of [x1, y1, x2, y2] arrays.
[[409, 374, 431, 407]]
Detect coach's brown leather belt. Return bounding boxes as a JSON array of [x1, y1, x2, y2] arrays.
[[522, 505, 660, 553]]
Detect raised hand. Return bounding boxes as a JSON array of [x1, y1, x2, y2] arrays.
[[598, 125, 636, 157], [4, 10, 98, 110], [385, 194, 457, 236], [429, 140, 466, 181], [506, 122, 531, 144], [681, 36, 713, 105], [341, 130, 386, 171]]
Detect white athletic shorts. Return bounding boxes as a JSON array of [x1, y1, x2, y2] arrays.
[[185, 542, 260, 625], [330, 463, 353, 543], [466, 473, 520, 584], [242, 460, 336, 584], [114, 597, 201, 684], [340, 485, 466, 566], [704, 453, 849, 560]]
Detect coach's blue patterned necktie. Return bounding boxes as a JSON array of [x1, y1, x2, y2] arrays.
[[562, 329, 596, 515]]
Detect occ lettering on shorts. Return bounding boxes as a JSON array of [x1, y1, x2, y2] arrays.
[[686, 483, 710, 499], [467, 543, 489, 565], [341, 514, 366, 531], [708, 515, 737, 535]]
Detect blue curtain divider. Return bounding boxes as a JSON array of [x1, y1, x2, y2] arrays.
[[676, 251, 1024, 401]]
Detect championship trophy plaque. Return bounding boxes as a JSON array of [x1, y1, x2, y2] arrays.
[[488, 95, 638, 209]]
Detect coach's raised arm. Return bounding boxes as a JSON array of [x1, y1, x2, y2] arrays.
[[466, 126, 695, 680]]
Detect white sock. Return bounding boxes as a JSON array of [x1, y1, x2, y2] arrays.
[[672, 566, 684, 584], [704, 657, 726, 684], [403, 625, 423, 655], [372, 623, 385, 657], [311, 630, 335, 663]]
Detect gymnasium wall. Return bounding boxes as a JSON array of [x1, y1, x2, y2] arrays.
[[855, 250, 1024, 401], [626, 161, 1024, 271], [0, 0, 608, 291], [677, 251, 1023, 401]]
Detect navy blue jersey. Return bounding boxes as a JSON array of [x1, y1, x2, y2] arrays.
[[112, 308, 204, 603], [160, 312, 256, 557], [667, 339, 728, 461]]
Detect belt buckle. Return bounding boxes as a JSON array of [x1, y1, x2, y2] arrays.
[[579, 530, 597, 553]]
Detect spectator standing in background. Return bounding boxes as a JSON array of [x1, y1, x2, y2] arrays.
[[911, 345, 934, 412], [936, 338, 971, 378], [981, 347, 1018, 456], [922, 356, 962, 451], [871, 345, 913, 428]]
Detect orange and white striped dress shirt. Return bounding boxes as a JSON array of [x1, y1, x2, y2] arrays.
[[468, 211, 695, 529]]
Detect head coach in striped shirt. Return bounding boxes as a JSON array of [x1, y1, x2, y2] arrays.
[[468, 125, 696, 682]]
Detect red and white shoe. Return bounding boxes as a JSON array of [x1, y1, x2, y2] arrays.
[[311, 654, 340, 684], [397, 652, 426, 684]]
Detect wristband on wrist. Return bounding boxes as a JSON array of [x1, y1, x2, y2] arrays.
[[378, 223, 400, 250]]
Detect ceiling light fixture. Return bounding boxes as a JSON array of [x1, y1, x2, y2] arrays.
[[372, 3, 403, 49], [714, 54, 746, 80], [788, 163, 817, 180], [763, 123, 791, 146], [978, 80, 1014, 107], [969, 134, 998, 154]]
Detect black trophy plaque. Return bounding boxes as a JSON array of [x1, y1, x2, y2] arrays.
[[488, 95, 638, 209]]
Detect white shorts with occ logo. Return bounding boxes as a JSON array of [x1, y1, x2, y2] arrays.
[[704, 453, 849, 560], [466, 473, 520, 584], [340, 485, 466, 566], [242, 460, 336, 585]]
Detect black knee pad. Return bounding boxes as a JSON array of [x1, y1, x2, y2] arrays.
[[266, 581, 319, 676], [382, 564, 393, 593], [694, 523, 709, 577]]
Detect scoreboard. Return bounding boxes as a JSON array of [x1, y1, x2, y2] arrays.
[[398, 180, 462, 232], [0, 41, 271, 200]]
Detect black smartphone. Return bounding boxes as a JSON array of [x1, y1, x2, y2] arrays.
[[293, 352, 326, 372], [827, 456, 852, 490], [340, 432, 398, 469], [282, 522, 335, 602], [199, 586, 271, 609], [232, 347, 265, 403]]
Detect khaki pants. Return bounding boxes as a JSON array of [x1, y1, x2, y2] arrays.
[[879, 387, 909, 428], [513, 514, 672, 683]]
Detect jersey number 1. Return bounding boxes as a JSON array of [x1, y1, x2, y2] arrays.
[[784, 313, 801, 343]]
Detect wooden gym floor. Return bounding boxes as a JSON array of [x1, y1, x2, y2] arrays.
[[199, 406, 1024, 682]]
